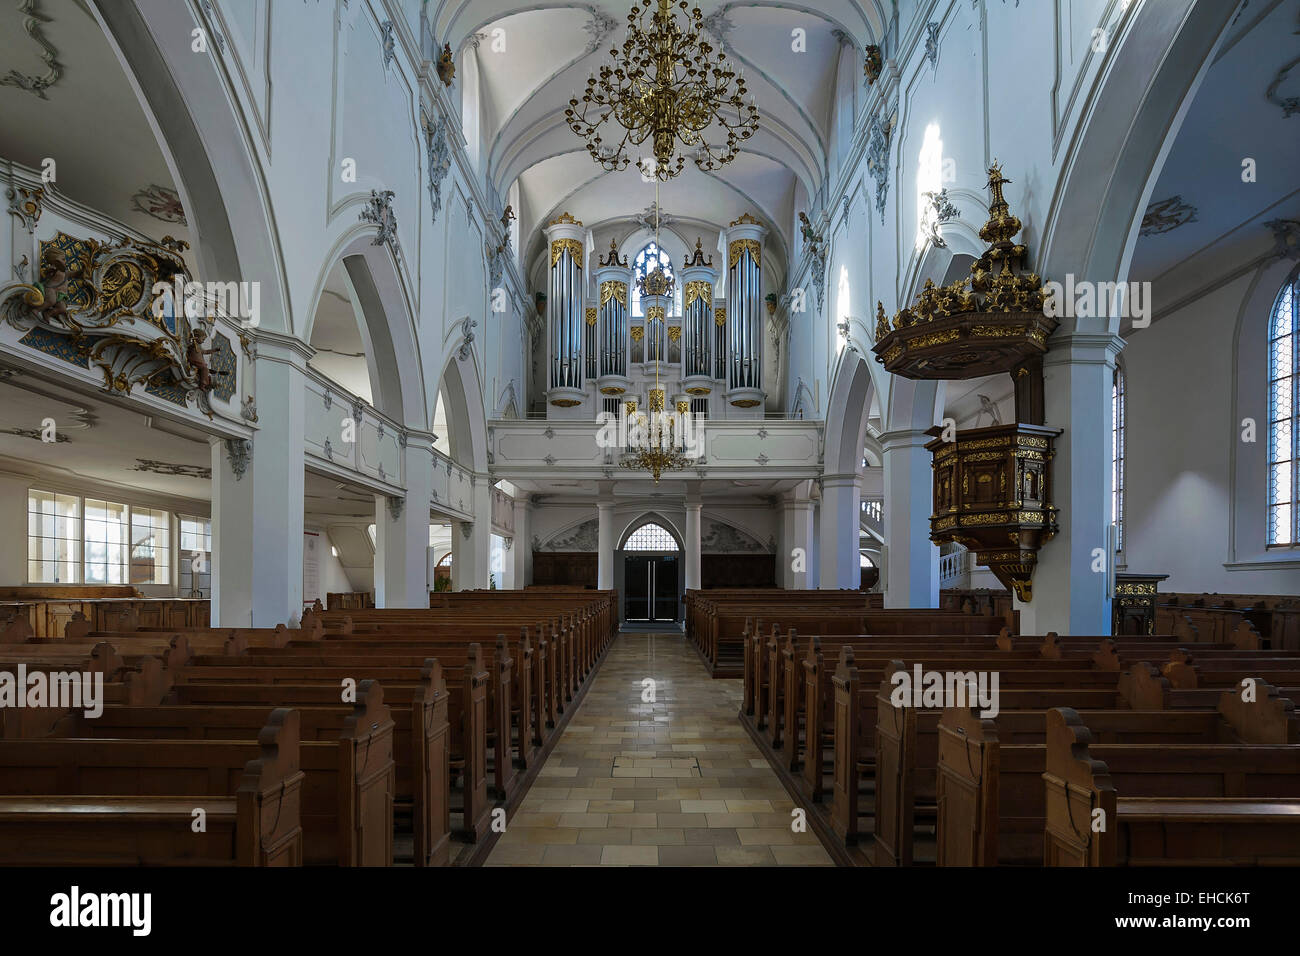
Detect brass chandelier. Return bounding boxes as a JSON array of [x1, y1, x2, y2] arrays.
[[565, 0, 758, 182]]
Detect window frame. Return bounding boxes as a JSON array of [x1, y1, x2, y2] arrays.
[[630, 241, 676, 318], [25, 487, 194, 589], [1112, 363, 1126, 555], [1267, 267, 1299, 548]]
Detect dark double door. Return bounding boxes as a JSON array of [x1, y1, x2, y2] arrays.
[[624, 555, 679, 622]]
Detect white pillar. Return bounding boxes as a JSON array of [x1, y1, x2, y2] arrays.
[[451, 475, 492, 590], [512, 496, 531, 588], [211, 344, 307, 626], [780, 483, 816, 589], [818, 473, 861, 589], [880, 429, 939, 608], [374, 439, 433, 608], [597, 499, 614, 590], [684, 498, 702, 591], [1018, 333, 1121, 635]]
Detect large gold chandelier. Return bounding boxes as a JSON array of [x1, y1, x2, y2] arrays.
[[565, 0, 758, 182]]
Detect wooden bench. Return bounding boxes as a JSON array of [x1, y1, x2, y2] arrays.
[[49, 682, 397, 866], [1044, 706, 1300, 865], [0, 708, 303, 866]]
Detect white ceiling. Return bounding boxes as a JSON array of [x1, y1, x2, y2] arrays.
[[0, 375, 212, 505], [1129, 0, 1300, 291], [454, 1, 880, 281], [0, 0, 191, 246]]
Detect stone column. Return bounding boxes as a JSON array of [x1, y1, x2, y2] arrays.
[[451, 474, 492, 590], [1018, 332, 1123, 635], [211, 340, 307, 626], [880, 429, 938, 609], [597, 498, 615, 590], [818, 473, 861, 589], [512, 495, 531, 588], [684, 496, 702, 591], [374, 436, 433, 608], [780, 481, 816, 588]]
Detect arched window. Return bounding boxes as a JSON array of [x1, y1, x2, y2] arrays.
[[859, 552, 875, 568], [631, 241, 674, 318], [1268, 269, 1298, 546], [1112, 364, 1125, 552], [625, 522, 678, 551]]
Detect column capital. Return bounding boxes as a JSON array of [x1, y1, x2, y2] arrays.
[[820, 472, 862, 488], [1042, 330, 1126, 367], [877, 428, 933, 452]]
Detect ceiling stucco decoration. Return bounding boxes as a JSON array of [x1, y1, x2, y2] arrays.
[[866, 100, 898, 223], [130, 185, 186, 225], [131, 458, 211, 479], [380, 19, 395, 70], [701, 520, 766, 553], [1139, 195, 1198, 236], [924, 22, 940, 69], [1265, 55, 1300, 118], [359, 188, 403, 264], [422, 111, 452, 225], [540, 518, 599, 552], [1264, 218, 1300, 260], [2, 0, 63, 99], [1, 426, 67, 443], [581, 4, 619, 55]]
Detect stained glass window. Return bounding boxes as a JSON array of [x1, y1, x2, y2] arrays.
[[1268, 270, 1298, 546], [1112, 365, 1125, 552], [631, 242, 674, 317]]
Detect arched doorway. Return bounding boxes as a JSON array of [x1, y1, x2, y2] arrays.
[[619, 519, 682, 624]]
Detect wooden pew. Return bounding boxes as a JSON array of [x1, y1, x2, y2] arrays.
[[1044, 707, 1300, 865], [49, 682, 396, 866], [0, 708, 304, 866], [174, 645, 493, 841], [167, 660, 450, 865]]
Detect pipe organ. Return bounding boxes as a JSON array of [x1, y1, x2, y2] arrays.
[[724, 213, 767, 415], [595, 240, 631, 399], [546, 212, 586, 408], [539, 217, 767, 421], [681, 238, 718, 400]]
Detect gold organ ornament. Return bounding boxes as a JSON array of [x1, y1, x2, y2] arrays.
[[564, 0, 758, 182], [549, 238, 584, 268]]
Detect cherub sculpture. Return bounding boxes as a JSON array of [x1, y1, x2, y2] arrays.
[[186, 328, 226, 391], [31, 251, 81, 323]]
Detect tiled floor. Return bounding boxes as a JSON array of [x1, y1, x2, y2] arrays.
[[484, 632, 834, 866]]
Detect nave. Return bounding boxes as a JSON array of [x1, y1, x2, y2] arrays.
[[485, 632, 831, 867]]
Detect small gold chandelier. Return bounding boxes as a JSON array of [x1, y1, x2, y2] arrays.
[[620, 411, 691, 482], [565, 0, 758, 181]]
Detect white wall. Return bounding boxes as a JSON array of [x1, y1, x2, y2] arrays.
[[1124, 262, 1299, 594]]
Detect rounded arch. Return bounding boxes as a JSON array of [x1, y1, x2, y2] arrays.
[[92, 0, 290, 332], [301, 232, 427, 428], [823, 351, 877, 476], [1038, 0, 1238, 335], [617, 512, 684, 551], [435, 352, 489, 473]]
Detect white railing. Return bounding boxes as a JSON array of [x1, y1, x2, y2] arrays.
[[939, 550, 971, 587], [491, 486, 515, 535], [861, 497, 883, 522], [302, 366, 404, 490]]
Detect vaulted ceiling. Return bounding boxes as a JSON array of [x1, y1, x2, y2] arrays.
[[434, 0, 888, 281]]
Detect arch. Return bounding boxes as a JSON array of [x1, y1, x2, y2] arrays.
[[624, 522, 680, 552], [617, 512, 684, 551], [92, 0, 290, 333], [823, 351, 877, 476], [435, 352, 489, 473], [1037, 0, 1239, 334], [301, 233, 427, 428], [1266, 263, 1298, 546]]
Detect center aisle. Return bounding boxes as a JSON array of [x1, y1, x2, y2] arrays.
[[485, 632, 833, 866]]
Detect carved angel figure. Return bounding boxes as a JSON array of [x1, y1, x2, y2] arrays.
[[30, 251, 81, 323], [186, 328, 225, 391]]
